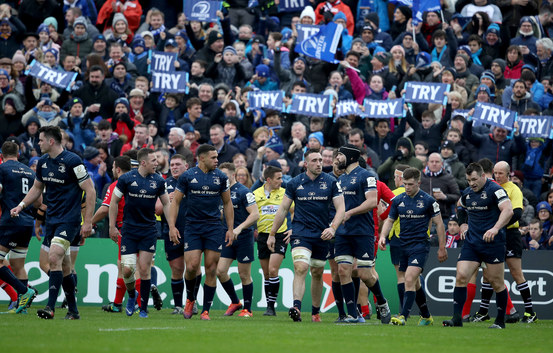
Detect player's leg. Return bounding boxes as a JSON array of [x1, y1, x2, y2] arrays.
[[0, 245, 32, 311], [169, 256, 185, 314], [391, 265, 422, 325], [483, 262, 508, 329], [37, 235, 67, 319], [310, 262, 324, 322], [290, 245, 311, 320], [201, 249, 221, 318], [506, 254, 537, 322], [218, 256, 242, 315], [329, 257, 346, 321], [335, 236, 357, 321], [39, 247, 50, 275], [389, 237, 404, 312], [237, 261, 253, 316], [136, 250, 154, 317], [443, 260, 480, 327], [267, 253, 284, 314], [183, 249, 202, 318]]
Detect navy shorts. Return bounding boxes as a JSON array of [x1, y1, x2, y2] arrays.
[[334, 234, 375, 262], [0, 226, 33, 249], [121, 226, 158, 255], [43, 222, 80, 250], [257, 232, 287, 259], [221, 230, 255, 263], [162, 231, 184, 262], [505, 228, 523, 259], [398, 242, 430, 272], [327, 239, 336, 260], [70, 226, 82, 248], [458, 241, 506, 264], [183, 225, 225, 253], [290, 235, 330, 261], [389, 236, 401, 266]]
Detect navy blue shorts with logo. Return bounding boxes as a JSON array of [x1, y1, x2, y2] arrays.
[[221, 230, 254, 263], [458, 241, 506, 264], [389, 236, 401, 266], [334, 234, 374, 262], [43, 222, 81, 250], [183, 223, 225, 253], [0, 226, 33, 249], [398, 242, 430, 272], [121, 226, 158, 255], [162, 227, 184, 262], [290, 235, 330, 261]]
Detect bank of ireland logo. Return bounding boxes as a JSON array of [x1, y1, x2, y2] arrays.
[[192, 2, 211, 21]]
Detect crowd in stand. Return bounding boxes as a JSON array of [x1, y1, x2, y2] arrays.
[[1, 0, 553, 248]]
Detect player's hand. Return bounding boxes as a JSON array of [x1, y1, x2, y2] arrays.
[[460, 224, 468, 240], [232, 227, 242, 240], [343, 211, 352, 223], [169, 226, 180, 245], [34, 221, 43, 241], [378, 237, 387, 251], [438, 247, 448, 262], [81, 222, 92, 239], [283, 230, 292, 244], [321, 227, 335, 240], [10, 205, 22, 218], [267, 235, 276, 252], [225, 229, 234, 247], [109, 226, 121, 243], [483, 227, 498, 243]]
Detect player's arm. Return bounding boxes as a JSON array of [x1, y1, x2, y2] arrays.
[[159, 192, 171, 221], [432, 214, 448, 262], [457, 198, 468, 239], [484, 199, 513, 242], [155, 197, 164, 216], [92, 205, 109, 224], [345, 189, 377, 221], [221, 189, 235, 246], [79, 178, 96, 238], [234, 204, 259, 239], [268, 195, 293, 251], [322, 195, 345, 240], [378, 218, 394, 251], [167, 189, 184, 245], [109, 190, 123, 243], [10, 179, 44, 217]]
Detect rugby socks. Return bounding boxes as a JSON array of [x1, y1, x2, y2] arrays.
[[516, 281, 534, 314], [267, 276, 279, 309], [62, 275, 78, 313], [506, 290, 515, 314], [401, 291, 416, 318], [21, 279, 28, 287], [203, 284, 216, 313], [140, 279, 151, 312], [352, 276, 360, 306], [194, 274, 202, 299], [478, 282, 493, 316], [185, 277, 196, 301], [397, 282, 405, 312], [150, 267, 158, 287], [361, 305, 370, 317], [221, 279, 240, 304], [171, 278, 184, 308], [72, 272, 78, 288], [293, 299, 302, 311], [47, 271, 63, 309], [341, 282, 357, 318], [462, 283, 476, 318], [495, 288, 508, 326], [127, 286, 136, 298], [452, 286, 467, 324], [415, 287, 431, 318], [0, 268, 26, 296], [264, 279, 271, 307], [331, 281, 346, 317], [368, 280, 386, 305], [136, 279, 142, 304], [312, 305, 320, 315], [243, 282, 253, 311], [115, 278, 126, 305]]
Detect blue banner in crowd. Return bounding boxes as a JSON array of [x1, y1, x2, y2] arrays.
[[295, 22, 342, 64], [183, 1, 222, 22], [151, 71, 189, 93], [26, 60, 77, 91], [452, 109, 471, 119], [296, 24, 321, 43], [412, 0, 442, 25], [518, 115, 553, 138], [247, 90, 285, 112], [150, 51, 177, 73], [472, 102, 516, 130], [336, 100, 362, 118], [361, 98, 404, 118], [404, 82, 450, 104], [279, 0, 307, 12], [288, 93, 332, 117]]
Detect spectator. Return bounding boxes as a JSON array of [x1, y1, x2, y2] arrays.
[[420, 153, 461, 221], [209, 124, 239, 164], [505, 80, 541, 114], [504, 45, 524, 80], [60, 16, 93, 66], [22, 97, 63, 127], [377, 137, 424, 188], [524, 218, 551, 250], [205, 46, 246, 88], [83, 145, 111, 198], [97, 0, 142, 33], [510, 17, 538, 54], [0, 8, 26, 59], [176, 97, 211, 144], [440, 140, 468, 190], [103, 13, 134, 46], [58, 97, 96, 152], [109, 97, 139, 143], [94, 119, 123, 157], [73, 65, 119, 120]]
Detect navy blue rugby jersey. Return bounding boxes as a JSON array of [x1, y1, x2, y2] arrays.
[[224, 182, 256, 231], [0, 160, 36, 227]]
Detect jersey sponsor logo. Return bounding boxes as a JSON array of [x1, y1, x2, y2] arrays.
[[411, 259, 419, 264], [297, 185, 304, 190], [261, 205, 279, 215], [399, 202, 405, 207], [308, 192, 316, 196], [242, 256, 250, 261], [140, 189, 147, 194], [131, 181, 138, 186], [407, 209, 413, 214], [58, 164, 66, 173], [202, 185, 209, 190], [495, 189, 507, 199], [191, 178, 198, 183]]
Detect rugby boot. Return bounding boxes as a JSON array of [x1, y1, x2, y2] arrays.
[[37, 306, 55, 319], [151, 285, 163, 311], [288, 306, 301, 322], [224, 302, 243, 316], [238, 309, 253, 317], [521, 312, 538, 323], [183, 299, 195, 319]]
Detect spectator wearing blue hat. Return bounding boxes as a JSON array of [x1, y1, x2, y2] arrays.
[[105, 60, 135, 97], [174, 30, 195, 66], [510, 17, 538, 54], [252, 31, 290, 82], [89, 34, 109, 62], [37, 23, 60, 54], [128, 36, 149, 76], [247, 64, 278, 91], [161, 38, 189, 73], [0, 12, 26, 59], [206, 46, 246, 88], [536, 201, 553, 234], [43, 48, 61, 70], [482, 23, 508, 62], [22, 96, 63, 127], [58, 97, 96, 152], [333, 12, 352, 55]]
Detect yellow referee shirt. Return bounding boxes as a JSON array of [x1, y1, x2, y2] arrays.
[[253, 185, 289, 233], [500, 181, 523, 229]]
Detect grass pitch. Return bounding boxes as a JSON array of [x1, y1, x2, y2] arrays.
[[1, 307, 551, 353]]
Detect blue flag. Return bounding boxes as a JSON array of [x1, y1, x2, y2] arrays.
[[27, 60, 77, 91], [472, 102, 516, 130], [279, 0, 307, 12], [295, 22, 342, 64], [336, 100, 363, 118], [518, 115, 553, 138], [404, 82, 450, 104], [183, 1, 222, 22], [296, 25, 321, 43], [247, 90, 285, 112], [288, 93, 333, 118], [412, 0, 441, 26], [361, 99, 404, 118]]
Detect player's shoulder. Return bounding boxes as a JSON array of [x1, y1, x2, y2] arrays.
[[212, 168, 228, 179], [152, 172, 165, 183], [60, 150, 84, 165]]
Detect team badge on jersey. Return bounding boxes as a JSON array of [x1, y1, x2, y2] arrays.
[[213, 177, 220, 185], [231, 191, 237, 199], [481, 191, 487, 199], [350, 177, 357, 184], [416, 201, 424, 208], [150, 181, 157, 189], [320, 182, 327, 190], [58, 164, 66, 173]]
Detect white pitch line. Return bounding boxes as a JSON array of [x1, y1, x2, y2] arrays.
[[99, 327, 186, 332]]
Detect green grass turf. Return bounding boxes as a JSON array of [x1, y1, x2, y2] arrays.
[[1, 307, 551, 353]]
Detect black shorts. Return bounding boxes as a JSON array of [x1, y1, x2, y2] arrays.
[[505, 228, 523, 258], [0, 226, 33, 249], [257, 232, 287, 259]]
